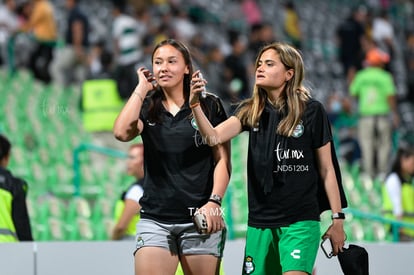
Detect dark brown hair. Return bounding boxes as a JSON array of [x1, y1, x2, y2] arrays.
[[147, 39, 194, 123]]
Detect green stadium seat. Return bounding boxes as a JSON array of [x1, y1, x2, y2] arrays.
[[48, 217, 66, 241], [77, 217, 94, 240], [371, 222, 388, 242], [66, 197, 92, 223], [349, 220, 365, 241], [45, 197, 66, 218]]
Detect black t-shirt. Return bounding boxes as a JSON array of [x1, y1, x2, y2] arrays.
[[139, 94, 227, 223], [336, 17, 365, 69], [244, 99, 339, 227]]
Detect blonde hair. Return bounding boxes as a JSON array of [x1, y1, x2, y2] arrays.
[[236, 42, 311, 137]]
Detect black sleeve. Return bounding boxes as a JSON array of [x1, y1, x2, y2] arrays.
[[233, 101, 253, 132], [308, 101, 348, 212], [310, 101, 332, 149], [12, 179, 33, 241], [206, 94, 228, 126]]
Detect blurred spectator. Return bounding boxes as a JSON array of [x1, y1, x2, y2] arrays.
[[189, 32, 208, 71], [326, 92, 361, 165], [87, 40, 107, 79], [224, 32, 251, 112], [241, 0, 262, 27], [87, 47, 114, 80], [283, 1, 302, 50], [11, 1, 32, 68], [382, 146, 414, 241], [22, 0, 58, 83], [112, 143, 144, 240], [15, 1, 30, 24], [81, 45, 128, 152], [259, 22, 277, 47], [204, 45, 230, 113], [247, 23, 263, 60], [134, 7, 152, 67], [336, 5, 367, 86], [51, 0, 89, 87], [350, 43, 399, 179], [0, 134, 33, 242], [0, 0, 19, 69], [171, 5, 197, 44], [111, 1, 144, 100], [372, 8, 395, 71], [249, 22, 276, 54], [81, 48, 124, 133], [404, 32, 414, 105], [127, 0, 150, 15]]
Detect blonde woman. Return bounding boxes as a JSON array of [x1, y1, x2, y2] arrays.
[[190, 42, 347, 275]]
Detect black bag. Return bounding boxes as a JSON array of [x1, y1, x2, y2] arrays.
[[338, 244, 369, 275]]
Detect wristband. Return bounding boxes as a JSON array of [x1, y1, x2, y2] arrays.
[[331, 212, 345, 220], [190, 93, 200, 108], [190, 102, 200, 109], [208, 198, 221, 206]]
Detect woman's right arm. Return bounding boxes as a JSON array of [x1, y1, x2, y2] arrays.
[[113, 68, 155, 141], [192, 107, 242, 146], [190, 72, 242, 145]]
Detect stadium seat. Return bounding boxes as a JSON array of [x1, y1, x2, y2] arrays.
[[66, 197, 92, 224], [48, 217, 66, 241]]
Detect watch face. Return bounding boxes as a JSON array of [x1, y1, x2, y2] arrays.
[[210, 194, 222, 203]]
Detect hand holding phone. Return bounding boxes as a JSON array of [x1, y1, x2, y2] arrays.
[[138, 67, 157, 91], [321, 237, 334, 258], [193, 212, 208, 234], [198, 72, 207, 98]]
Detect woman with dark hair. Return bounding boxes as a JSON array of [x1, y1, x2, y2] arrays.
[[383, 146, 414, 241], [113, 39, 230, 275], [190, 42, 347, 274]]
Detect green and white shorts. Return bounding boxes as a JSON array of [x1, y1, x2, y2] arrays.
[[242, 220, 320, 275]]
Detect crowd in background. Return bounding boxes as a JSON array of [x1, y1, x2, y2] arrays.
[[1, 0, 414, 239]]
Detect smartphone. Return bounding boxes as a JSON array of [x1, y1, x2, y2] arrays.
[[193, 212, 208, 234], [199, 72, 207, 98], [144, 69, 157, 86], [321, 237, 334, 258]]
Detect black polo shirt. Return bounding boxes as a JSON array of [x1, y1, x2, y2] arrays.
[[244, 99, 347, 228], [139, 94, 227, 223]]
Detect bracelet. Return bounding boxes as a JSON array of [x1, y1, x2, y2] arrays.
[[190, 102, 200, 109], [133, 91, 144, 103], [208, 198, 221, 206], [190, 93, 201, 109]]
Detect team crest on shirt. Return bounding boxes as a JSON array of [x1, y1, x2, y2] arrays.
[[243, 256, 255, 274], [292, 120, 304, 138], [191, 118, 199, 130]]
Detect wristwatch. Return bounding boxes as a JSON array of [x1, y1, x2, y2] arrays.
[[209, 194, 222, 205], [331, 212, 345, 220]]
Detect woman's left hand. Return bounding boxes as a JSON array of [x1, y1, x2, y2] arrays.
[[322, 220, 346, 256], [200, 201, 225, 234]]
